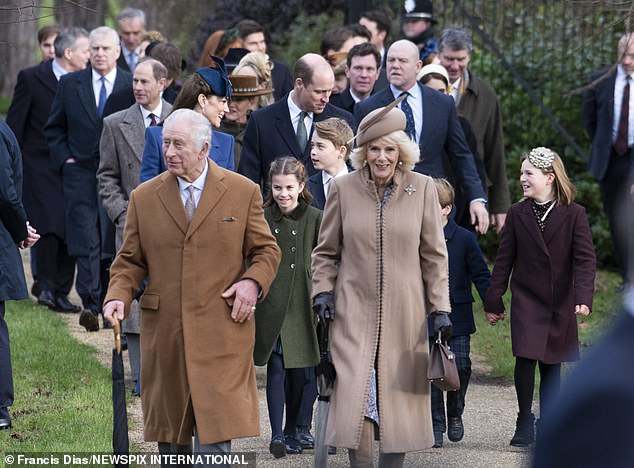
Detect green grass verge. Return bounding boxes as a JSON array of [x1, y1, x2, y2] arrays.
[[471, 269, 622, 382], [0, 300, 112, 453]]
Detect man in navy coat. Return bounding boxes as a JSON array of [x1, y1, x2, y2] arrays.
[[355, 39, 489, 234], [238, 53, 354, 188], [6, 27, 89, 313], [582, 33, 634, 284], [0, 121, 40, 430], [45, 26, 132, 331]]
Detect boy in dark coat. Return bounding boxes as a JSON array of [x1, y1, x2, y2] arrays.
[[429, 178, 491, 448]]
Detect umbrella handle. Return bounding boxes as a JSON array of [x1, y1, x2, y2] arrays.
[[113, 318, 122, 354]]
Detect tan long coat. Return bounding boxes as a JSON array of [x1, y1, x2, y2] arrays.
[[105, 162, 281, 445], [311, 167, 451, 453]]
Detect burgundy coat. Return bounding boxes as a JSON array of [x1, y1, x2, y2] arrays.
[[484, 200, 596, 364]]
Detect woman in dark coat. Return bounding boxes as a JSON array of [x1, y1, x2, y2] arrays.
[[484, 147, 596, 447]]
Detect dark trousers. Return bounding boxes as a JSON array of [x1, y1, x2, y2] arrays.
[[0, 301, 14, 413], [600, 151, 632, 282], [514, 356, 561, 418], [296, 366, 317, 431], [75, 240, 101, 312], [266, 351, 305, 438], [430, 335, 471, 433], [35, 233, 75, 296]]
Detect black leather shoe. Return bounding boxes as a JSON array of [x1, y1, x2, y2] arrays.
[[448, 416, 464, 442], [54, 295, 81, 313], [328, 446, 337, 455], [269, 435, 286, 458], [433, 431, 443, 448], [0, 417, 10, 430], [37, 290, 57, 309], [284, 434, 303, 454], [510, 413, 535, 447], [31, 281, 41, 298], [79, 310, 100, 332], [297, 430, 314, 449]]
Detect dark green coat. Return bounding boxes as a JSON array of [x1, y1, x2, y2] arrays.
[[254, 202, 322, 368]]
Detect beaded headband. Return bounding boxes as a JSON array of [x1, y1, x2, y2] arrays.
[[527, 147, 556, 169]]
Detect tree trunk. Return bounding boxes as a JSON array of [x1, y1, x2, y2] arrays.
[[0, 1, 38, 97], [53, 0, 106, 29]]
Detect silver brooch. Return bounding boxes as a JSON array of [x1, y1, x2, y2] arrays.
[[404, 184, 416, 196]]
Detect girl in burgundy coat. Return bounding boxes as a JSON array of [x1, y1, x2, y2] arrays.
[[484, 147, 596, 448]]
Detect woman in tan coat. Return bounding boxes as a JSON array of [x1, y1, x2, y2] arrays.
[[311, 106, 453, 467]]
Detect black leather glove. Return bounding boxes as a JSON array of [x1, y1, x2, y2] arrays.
[[312, 291, 335, 322], [431, 311, 453, 342]]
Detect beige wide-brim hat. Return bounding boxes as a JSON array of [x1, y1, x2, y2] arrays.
[[417, 63, 449, 83], [354, 102, 407, 147]]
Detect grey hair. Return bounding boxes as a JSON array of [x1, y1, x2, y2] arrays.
[[89, 26, 119, 47], [163, 109, 211, 151], [54, 27, 88, 58], [116, 7, 146, 26], [439, 27, 473, 53]]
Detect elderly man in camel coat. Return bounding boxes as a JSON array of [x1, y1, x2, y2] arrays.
[[103, 109, 281, 464]]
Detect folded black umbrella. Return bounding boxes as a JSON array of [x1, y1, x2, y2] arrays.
[[314, 321, 336, 468], [112, 319, 129, 468]]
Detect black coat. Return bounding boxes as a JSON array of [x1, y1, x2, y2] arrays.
[[354, 84, 486, 202], [6, 60, 65, 237], [533, 311, 634, 468], [329, 88, 356, 114], [271, 60, 293, 101], [0, 121, 28, 300], [238, 93, 354, 186], [44, 66, 132, 256], [307, 171, 327, 210]]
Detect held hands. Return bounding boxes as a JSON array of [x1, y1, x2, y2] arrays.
[[19, 221, 40, 249], [470, 201, 490, 235], [485, 311, 506, 326], [221, 278, 259, 323], [312, 291, 335, 322], [431, 311, 453, 342], [103, 300, 125, 326], [575, 304, 591, 316]]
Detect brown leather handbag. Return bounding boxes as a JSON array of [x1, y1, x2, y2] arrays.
[[427, 334, 460, 391]]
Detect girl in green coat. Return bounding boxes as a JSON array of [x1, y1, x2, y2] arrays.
[[255, 157, 322, 459]]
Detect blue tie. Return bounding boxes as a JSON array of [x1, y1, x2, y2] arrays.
[[400, 92, 416, 141], [97, 76, 107, 116]]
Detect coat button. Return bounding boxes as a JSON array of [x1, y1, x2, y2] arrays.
[[274, 228, 280, 234], [290, 263, 295, 269], [291, 246, 296, 252], [291, 230, 297, 235]]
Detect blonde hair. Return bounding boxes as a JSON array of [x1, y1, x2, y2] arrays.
[[350, 130, 420, 170], [434, 178, 455, 208], [263, 157, 313, 207], [314, 118, 354, 159], [234, 52, 274, 108], [521, 150, 576, 205]]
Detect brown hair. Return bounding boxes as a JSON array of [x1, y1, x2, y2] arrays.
[[433, 178, 455, 208], [171, 73, 212, 111], [314, 118, 354, 159], [264, 157, 313, 207], [520, 151, 576, 205], [38, 24, 59, 44]]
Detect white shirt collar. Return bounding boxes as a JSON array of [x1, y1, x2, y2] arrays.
[[177, 157, 209, 194], [288, 91, 313, 118], [617, 64, 632, 82], [390, 82, 421, 100], [92, 67, 117, 86], [51, 59, 69, 81], [140, 101, 163, 127], [349, 88, 364, 103], [321, 166, 348, 184]]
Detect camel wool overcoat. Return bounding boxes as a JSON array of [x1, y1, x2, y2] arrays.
[[105, 162, 281, 445], [311, 167, 451, 453]]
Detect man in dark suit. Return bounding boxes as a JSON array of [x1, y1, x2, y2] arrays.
[[45, 26, 132, 331], [239, 53, 354, 187], [359, 10, 391, 90], [6, 27, 89, 313], [0, 121, 40, 430], [329, 43, 381, 114], [355, 39, 489, 233], [235, 19, 293, 102], [115, 7, 145, 73], [582, 33, 634, 284]]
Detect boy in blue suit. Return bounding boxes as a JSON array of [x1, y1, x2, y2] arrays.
[[429, 178, 491, 448]]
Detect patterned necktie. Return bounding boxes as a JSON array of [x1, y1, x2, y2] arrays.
[[615, 76, 630, 156], [149, 113, 157, 126], [185, 185, 196, 221], [128, 51, 137, 71], [399, 92, 416, 141], [97, 76, 107, 116], [296, 111, 308, 151]]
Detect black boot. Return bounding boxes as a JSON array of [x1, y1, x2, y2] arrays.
[[510, 413, 535, 447]]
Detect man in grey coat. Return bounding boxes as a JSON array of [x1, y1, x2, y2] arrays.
[[0, 121, 40, 430]]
